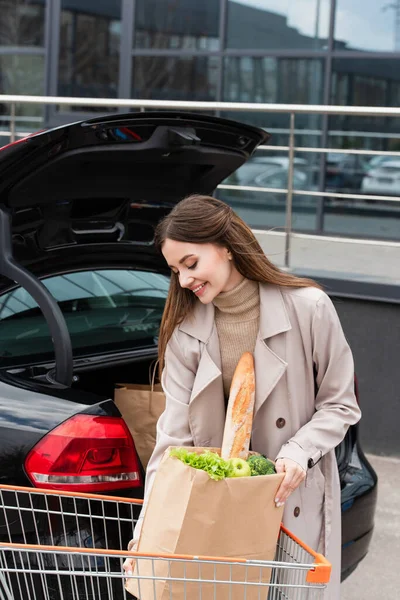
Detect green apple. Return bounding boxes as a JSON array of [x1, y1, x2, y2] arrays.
[[227, 458, 251, 478]]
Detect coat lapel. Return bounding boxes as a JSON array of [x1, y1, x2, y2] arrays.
[[177, 283, 292, 439], [179, 303, 226, 447], [253, 337, 288, 416], [254, 284, 291, 415]]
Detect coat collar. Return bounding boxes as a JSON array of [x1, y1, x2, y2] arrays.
[[178, 283, 292, 342]]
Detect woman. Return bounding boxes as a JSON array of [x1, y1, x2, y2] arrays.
[[124, 195, 361, 598]]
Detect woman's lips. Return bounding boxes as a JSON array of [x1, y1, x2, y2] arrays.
[[193, 282, 207, 296]]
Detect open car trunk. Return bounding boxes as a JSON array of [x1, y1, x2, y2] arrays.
[[70, 353, 159, 400], [0, 111, 269, 389]]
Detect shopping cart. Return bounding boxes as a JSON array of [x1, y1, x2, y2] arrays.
[[0, 484, 331, 600]]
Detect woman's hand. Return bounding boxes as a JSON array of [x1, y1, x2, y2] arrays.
[[274, 458, 306, 507], [123, 556, 135, 577], [123, 540, 137, 579]]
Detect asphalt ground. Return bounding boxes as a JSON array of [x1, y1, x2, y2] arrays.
[[341, 454, 400, 598]]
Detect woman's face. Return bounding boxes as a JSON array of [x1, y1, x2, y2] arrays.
[[162, 239, 244, 304]]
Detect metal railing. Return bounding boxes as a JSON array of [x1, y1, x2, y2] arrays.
[[1, 94, 400, 269]]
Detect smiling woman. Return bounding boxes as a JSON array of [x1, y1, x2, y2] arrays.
[[163, 240, 244, 300], [154, 195, 320, 379], [125, 194, 362, 600]]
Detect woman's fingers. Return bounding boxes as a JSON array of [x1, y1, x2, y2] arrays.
[[274, 458, 306, 506], [123, 557, 135, 576]]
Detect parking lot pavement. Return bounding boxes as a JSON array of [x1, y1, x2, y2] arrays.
[[341, 454, 400, 599], [255, 230, 400, 285]]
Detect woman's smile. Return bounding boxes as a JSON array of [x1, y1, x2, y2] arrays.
[[191, 282, 207, 296], [162, 240, 243, 304]]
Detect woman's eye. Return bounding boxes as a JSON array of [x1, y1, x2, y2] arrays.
[[188, 262, 198, 270]]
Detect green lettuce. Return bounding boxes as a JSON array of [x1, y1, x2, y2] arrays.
[[170, 448, 232, 481]]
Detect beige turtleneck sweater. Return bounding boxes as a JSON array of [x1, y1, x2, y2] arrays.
[[213, 278, 260, 400]]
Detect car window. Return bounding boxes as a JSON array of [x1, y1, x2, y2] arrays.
[[0, 269, 170, 367]]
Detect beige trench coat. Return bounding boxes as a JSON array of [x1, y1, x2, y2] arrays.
[[133, 284, 361, 599]]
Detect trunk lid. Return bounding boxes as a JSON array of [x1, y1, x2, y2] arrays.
[[0, 112, 269, 272]]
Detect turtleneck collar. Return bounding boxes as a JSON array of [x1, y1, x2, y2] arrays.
[[212, 277, 259, 320]]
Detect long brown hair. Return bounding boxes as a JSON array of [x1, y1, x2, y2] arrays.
[[155, 195, 321, 376]]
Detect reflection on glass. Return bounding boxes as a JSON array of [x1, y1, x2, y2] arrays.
[[330, 58, 400, 151], [224, 57, 324, 104], [0, 54, 44, 117], [227, 0, 329, 50], [134, 0, 220, 50], [132, 56, 219, 100], [224, 154, 315, 192], [335, 0, 400, 52], [223, 57, 324, 147], [219, 186, 318, 232], [219, 150, 318, 233], [0, 269, 170, 365], [0, 0, 45, 46], [331, 58, 400, 106], [58, 0, 121, 102]]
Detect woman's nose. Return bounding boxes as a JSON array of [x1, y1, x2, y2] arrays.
[[179, 272, 194, 289]]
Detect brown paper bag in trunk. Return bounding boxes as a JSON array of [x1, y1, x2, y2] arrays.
[[126, 447, 285, 600], [114, 383, 165, 469]]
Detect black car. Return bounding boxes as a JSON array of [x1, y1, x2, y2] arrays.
[[0, 113, 377, 583]]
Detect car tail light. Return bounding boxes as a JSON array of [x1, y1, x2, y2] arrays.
[[25, 414, 142, 492]]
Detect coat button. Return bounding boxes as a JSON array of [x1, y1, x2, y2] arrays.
[[294, 507, 300, 517], [276, 418, 286, 428]]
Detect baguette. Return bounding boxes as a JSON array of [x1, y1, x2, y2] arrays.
[[221, 352, 256, 460]]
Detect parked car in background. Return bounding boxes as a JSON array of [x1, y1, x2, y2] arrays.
[[254, 160, 313, 195], [229, 156, 309, 186], [0, 113, 377, 586], [325, 152, 369, 193], [223, 155, 316, 205], [361, 159, 400, 197], [365, 154, 400, 171]]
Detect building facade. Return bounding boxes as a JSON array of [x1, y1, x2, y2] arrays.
[[1, 0, 400, 240]]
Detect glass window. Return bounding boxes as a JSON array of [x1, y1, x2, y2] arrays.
[[134, 0, 220, 50], [58, 0, 121, 100], [218, 150, 319, 232], [330, 58, 400, 151], [224, 57, 324, 104], [227, 0, 330, 50], [223, 56, 324, 143], [0, 0, 45, 47], [0, 54, 44, 118], [331, 59, 400, 106], [0, 269, 170, 367], [132, 55, 219, 100], [335, 0, 400, 52]]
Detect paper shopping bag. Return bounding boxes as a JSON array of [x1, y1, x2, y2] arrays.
[[126, 447, 285, 600], [114, 383, 165, 469]]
